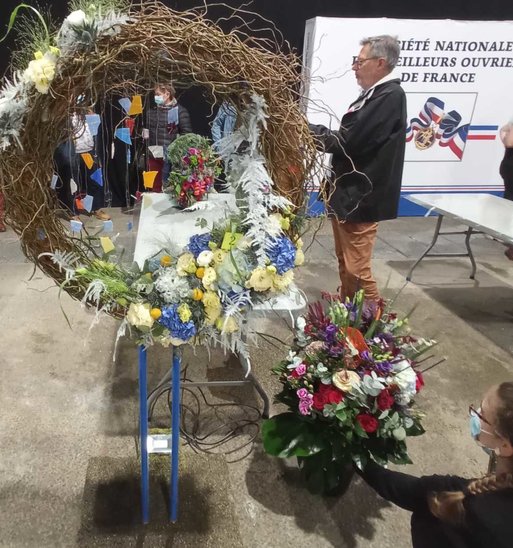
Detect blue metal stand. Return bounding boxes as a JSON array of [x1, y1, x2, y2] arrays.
[[138, 345, 150, 524], [170, 347, 181, 522], [138, 344, 182, 524]]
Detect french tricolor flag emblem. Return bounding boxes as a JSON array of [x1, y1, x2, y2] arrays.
[[467, 125, 498, 141]]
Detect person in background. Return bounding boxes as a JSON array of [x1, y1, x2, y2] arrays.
[[357, 382, 513, 547], [71, 112, 110, 221], [144, 83, 192, 192], [211, 100, 237, 149], [499, 122, 513, 260], [309, 35, 406, 304], [211, 100, 237, 192]]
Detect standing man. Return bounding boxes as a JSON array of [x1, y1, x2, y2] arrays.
[[310, 35, 406, 302]]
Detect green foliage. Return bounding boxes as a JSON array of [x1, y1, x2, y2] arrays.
[[166, 133, 214, 167], [68, 0, 130, 16]]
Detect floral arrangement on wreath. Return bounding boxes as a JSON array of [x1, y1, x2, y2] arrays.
[[48, 207, 304, 354], [262, 291, 435, 495], [164, 134, 221, 208]]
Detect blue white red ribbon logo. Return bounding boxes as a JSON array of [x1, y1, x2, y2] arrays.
[[406, 97, 497, 159]]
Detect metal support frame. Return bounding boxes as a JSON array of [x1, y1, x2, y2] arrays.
[[406, 214, 482, 282], [138, 345, 181, 524]]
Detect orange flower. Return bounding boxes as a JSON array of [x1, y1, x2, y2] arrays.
[[342, 326, 370, 354], [195, 267, 205, 279]]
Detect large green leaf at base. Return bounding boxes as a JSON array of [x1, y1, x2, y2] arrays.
[[262, 413, 326, 458]]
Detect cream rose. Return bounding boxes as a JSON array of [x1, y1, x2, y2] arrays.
[[201, 266, 217, 290], [216, 316, 239, 334], [176, 252, 197, 276], [332, 370, 361, 393], [272, 270, 294, 292], [246, 267, 274, 292], [294, 249, 305, 266], [126, 302, 154, 329]]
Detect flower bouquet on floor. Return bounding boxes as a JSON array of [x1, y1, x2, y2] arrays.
[[262, 291, 435, 495], [165, 133, 221, 208]]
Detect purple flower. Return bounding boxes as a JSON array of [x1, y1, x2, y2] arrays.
[[266, 236, 296, 275], [375, 360, 393, 375], [295, 363, 307, 376], [324, 323, 338, 342]]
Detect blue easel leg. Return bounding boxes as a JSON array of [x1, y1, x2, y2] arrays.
[[139, 345, 150, 524], [170, 347, 181, 522]]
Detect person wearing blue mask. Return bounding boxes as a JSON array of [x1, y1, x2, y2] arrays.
[[144, 83, 192, 192], [355, 382, 513, 547]]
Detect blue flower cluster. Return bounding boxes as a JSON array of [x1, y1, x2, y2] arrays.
[[188, 233, 211, 258], [160, 305, 197, 340], [266, 236, 296, 275]]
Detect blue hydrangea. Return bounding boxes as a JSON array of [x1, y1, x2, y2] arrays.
[[266, 236, 296, 275], [187, 233, 211, 258], [159, 305, 197, 340]]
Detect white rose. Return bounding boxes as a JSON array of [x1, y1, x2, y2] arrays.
[[66, 10, 87, 26], [126, 302, 154, 329], [196, 250, 213, 267]]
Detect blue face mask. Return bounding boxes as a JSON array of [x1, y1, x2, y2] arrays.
[[469, 407, 500, 456], [154, 95, 165, 106]]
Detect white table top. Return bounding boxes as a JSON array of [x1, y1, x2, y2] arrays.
[[406, 193, 513, 245], [132, 192, 307, 314], [133, 193, 238, 268]]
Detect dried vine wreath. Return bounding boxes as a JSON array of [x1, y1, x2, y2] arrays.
[[0, 1, 317, 304]]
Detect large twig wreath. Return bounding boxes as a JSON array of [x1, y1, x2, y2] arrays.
[[0, 1, 317, 303]]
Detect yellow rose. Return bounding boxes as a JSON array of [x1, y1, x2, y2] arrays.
[[24, 55, 56, 94], [176, 253, 197, 276], [216, 316, 239, 334], [332, 370, 361, 393], [202, 291, 221, 324], [272, 270, 294, 292], [177, 303, 192, 323], [246, 267, 274, 292], [202, 266, 217, 290], [295, 237, 304, 249], [294, 249, 305, 266]]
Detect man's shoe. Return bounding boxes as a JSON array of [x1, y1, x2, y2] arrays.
[[505, 247, 513, 261], [93, 210, 111, 221]]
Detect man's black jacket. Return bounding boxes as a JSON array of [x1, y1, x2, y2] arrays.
[[310, 78, 407, 223]]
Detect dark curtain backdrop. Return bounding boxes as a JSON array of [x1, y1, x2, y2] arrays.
[[2, 0, 512, 205]]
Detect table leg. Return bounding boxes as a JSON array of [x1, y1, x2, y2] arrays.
[[464, 226, 476, 279], [138, 345, 150, 524], [170, 347, 181, 522], [406, 215, 444, 282]]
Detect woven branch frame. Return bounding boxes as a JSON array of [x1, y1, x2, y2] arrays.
[[0, 1, 317, 300]]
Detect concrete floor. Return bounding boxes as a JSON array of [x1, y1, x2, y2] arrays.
[[1, 210, 513, 547]]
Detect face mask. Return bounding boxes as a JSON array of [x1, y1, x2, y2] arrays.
[[154, 95, 165, 106], [469, 407, 501, 456]]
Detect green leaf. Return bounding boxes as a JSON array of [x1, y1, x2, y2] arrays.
[[0, 4, 49, 44], [261, 414, 326, 458]]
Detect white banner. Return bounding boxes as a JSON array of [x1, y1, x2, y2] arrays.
[[303, 17, 512, 201]]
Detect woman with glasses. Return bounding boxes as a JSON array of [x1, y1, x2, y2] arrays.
[[357, 382, 513, 547]]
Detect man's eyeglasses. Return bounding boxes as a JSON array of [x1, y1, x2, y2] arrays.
[[352, 56, 379, 68]]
